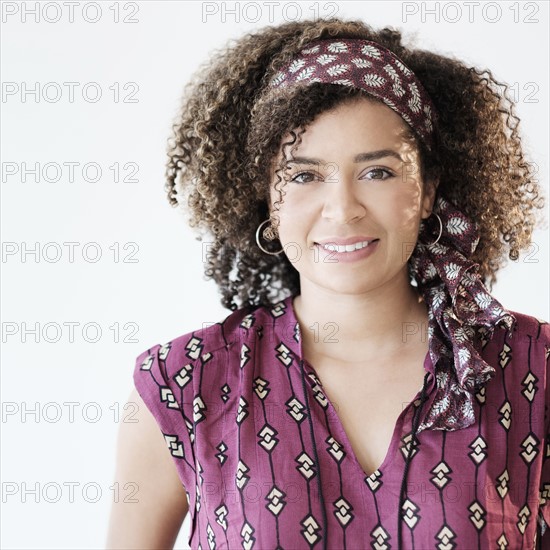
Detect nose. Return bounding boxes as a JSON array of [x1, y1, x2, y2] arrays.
[[321, 176, 366, 224]]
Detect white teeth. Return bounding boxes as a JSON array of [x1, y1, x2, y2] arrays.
[[320, 240, 371, 253]]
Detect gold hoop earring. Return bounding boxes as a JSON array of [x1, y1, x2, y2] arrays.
[[423, 212, 443, 246], [255, 219, 284, 256]]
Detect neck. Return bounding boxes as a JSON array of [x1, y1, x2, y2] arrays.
[[293, 269, 429, 365]]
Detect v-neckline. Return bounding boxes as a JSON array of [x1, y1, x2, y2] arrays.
[[299, 352, 434, 482], [286, 294, 435, 482]]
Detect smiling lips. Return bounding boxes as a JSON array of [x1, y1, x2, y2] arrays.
[[314, 236, 380, 253]]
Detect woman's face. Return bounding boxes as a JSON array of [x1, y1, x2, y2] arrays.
[[268, 96, 437, 295]]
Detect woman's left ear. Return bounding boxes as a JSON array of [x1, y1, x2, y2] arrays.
[[421, 177, 440, 219]]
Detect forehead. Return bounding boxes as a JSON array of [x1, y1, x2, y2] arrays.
[[276, 96, 418, 162]]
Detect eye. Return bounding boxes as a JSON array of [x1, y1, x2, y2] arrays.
[[290, 171, 318, 185], [364, 167, 395, 180]]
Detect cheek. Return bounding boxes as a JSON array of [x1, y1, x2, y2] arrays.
[[276, 198, 313, 252], [272, 185, 305, 220], [277, 205, 306, 240], [384, 184, 423, 233]]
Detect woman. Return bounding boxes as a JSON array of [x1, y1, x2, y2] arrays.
[[106, 17, 550, 549]]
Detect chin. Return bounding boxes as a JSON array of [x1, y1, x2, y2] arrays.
[[316, 278, 380, 295]]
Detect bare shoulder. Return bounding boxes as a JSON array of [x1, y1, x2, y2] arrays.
[[105, 388, 189, 549]]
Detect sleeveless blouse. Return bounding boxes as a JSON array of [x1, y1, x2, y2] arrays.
[[133, 294, 550, 549]]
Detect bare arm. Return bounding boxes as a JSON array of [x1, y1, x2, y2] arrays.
[[106, 388, 189, 549]]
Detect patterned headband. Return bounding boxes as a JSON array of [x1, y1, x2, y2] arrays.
[[268, 38, 438, 151]]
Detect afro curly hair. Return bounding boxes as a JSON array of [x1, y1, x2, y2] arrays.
[[164, 17, 545, 311]]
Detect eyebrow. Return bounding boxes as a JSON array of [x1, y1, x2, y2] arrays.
[[284, 149, 403, 165]]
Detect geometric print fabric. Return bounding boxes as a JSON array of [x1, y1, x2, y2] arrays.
[[134, 294, 550, 548]]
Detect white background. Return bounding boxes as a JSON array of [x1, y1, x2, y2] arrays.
[[1, 1, 548, 548]]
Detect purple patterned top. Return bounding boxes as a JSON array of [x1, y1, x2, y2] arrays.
[[133, 294, 550, 549]]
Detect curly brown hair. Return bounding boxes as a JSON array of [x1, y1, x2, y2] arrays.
[[165, 17, 545, 312]]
